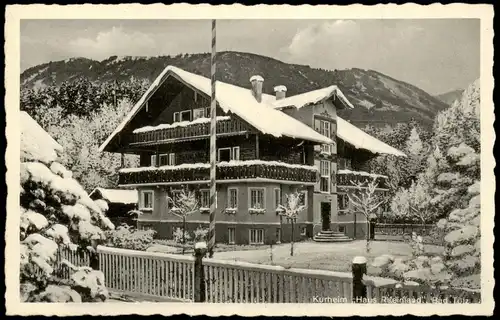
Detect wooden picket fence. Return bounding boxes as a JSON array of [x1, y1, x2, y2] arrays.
[[57, 245, 481, 304]]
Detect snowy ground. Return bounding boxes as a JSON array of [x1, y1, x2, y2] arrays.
[[211, 240, 444, 274]]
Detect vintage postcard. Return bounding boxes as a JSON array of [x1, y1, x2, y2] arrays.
[[5, 3, 494, 317]]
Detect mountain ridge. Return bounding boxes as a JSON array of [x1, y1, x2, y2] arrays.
[[435, 89, 465, 106], [20, 51, 450, 129]]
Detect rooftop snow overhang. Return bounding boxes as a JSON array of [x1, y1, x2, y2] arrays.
[[272, 85, 355, 110], [336, 117, 406, 157], [99, 66, 333, 153]]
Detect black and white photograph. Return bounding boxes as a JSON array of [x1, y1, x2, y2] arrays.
[[5, 3, 494, 317]]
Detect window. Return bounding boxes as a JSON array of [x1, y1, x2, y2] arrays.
[[249, 188, 265, 209], [173, 112, 180, 123], [159, 153, 175, 166], [338, 193, 349, 211], [168, 190, 181, 209], [339, 158, 352, 170], [150, 155, 157, 167], [338, 158, 346, 170], [320, 160, 331, 193], [319, 120, 331, 137], [199, 190, 217, 209], [298, 191, 307, 207], [200, 189, 210, 208], [232, 147, 240, 161], [139, 190, 154, 210], [249, 229, 264, 244], [301, 227, 307, 236], [276, 228, 281, 243], [218, 147, 239, 162], [180, 110, 192, 122], [320, 121, 332, 154], [228, 227, 235, 244], [321, 144, 332, 154], [339, 226, 346, 233], [193, 108, 205, 120], [273, 188, 281, 209], [227, 188, 238, 208], [218, 147, 232, 162]]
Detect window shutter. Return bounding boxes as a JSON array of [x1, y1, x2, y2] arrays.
[[314, 119, 321, 132]]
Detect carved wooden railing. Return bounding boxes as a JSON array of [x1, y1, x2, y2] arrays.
[[130, 117, 250, 145], [118, 162, 318, 185]]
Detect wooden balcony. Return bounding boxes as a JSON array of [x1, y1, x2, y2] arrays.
[[118, 161, 319, 186], [129, 117, 251, 146], [336, 170, 389, 189]]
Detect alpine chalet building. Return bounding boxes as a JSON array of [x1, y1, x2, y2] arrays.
[[99, 66, 404, 245]]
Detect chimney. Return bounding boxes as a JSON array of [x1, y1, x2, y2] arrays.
[[250, 75, 264, 103], [273, 85, 287, 100]]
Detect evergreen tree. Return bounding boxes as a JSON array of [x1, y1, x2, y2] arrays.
[[20, 112, 114, 302]]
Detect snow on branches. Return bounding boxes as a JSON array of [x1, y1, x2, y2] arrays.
[[20, 113, 114, 302]]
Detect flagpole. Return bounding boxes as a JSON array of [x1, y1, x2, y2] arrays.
[[208, 19, 217, 258]]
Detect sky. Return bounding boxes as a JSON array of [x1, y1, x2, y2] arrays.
[[20, 19, 479, 95]]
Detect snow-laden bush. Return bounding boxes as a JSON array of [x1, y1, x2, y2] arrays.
[[173, 227, 191, 244], [105, 225, 156, 251], [193, 226, 209, 242], [20, 112, 114, 302]]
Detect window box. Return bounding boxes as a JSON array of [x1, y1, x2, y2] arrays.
[[224, 208, 237, 215], [199, 207, 210, 214], [249, 208, 266, 215]]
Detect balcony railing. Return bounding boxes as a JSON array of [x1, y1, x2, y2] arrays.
[[130, 117, 251, 145], [337, 170, 389, 189], [119, 161, 319, 185]]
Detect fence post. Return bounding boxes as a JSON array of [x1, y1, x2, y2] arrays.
[[193, 242, 207, 302], [89, 240, 99, 270], [352, 256, 367, 303]]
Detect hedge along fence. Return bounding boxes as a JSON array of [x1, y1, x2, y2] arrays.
[[58, 245, 481, 304], [373, 223, 445, 245]]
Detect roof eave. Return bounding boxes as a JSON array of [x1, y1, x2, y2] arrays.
[[98, 68, 178, 153]]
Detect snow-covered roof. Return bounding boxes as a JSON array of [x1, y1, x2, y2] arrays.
[[272, 86, 354, 110], [20, 111, 63, 164], [337, 169, 388, 179], [99, 66, 333, 152], [89, 187, 138, 204], [337, 117, 406, 157]]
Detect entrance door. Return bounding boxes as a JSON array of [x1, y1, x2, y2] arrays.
[[321, 202, 331, 231]]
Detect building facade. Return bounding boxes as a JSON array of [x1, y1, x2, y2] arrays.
[[99, 66, 404, 244]]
